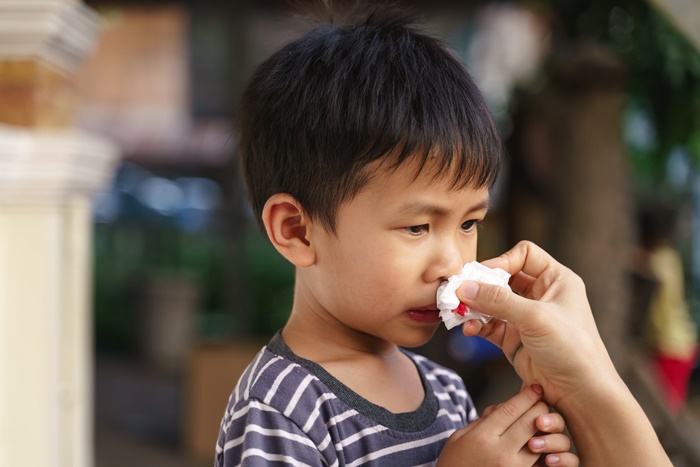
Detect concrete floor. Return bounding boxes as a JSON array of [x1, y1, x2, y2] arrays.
[[96, 424, 203, 467], [95, 356, 210, 467]]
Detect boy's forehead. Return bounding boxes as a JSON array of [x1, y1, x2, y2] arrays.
[[364, 153, 478, 193], [352, 159, 490, 216], [331, 154, 491, 231]]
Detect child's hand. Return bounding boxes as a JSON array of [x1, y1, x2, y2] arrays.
[[437, 385, 578, 467], [529, 412, 577, 466], [481, 401, 576, 466]]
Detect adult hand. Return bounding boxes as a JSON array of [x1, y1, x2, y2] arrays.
[[457, 241, 616, 409], [456, 241, 671, 466]]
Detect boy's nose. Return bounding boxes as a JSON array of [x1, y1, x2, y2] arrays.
[[425, 241, 465, 283]]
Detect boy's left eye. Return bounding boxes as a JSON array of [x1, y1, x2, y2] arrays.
[[406, 224, 428, 235], [461, 220, 479, 232]]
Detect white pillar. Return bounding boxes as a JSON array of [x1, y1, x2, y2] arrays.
[[0, 127, 119, 467], [0, 2, 119, 467]]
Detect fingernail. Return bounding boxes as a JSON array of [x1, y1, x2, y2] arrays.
[[532, 384, 543, 395], [547, 454, 560, 465], [459, 281, 479, 299], [540, 415, 552, 428], [531, 438, 545, 449]]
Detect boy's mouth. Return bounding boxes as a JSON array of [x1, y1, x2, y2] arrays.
[[406, 306, 441, 324]]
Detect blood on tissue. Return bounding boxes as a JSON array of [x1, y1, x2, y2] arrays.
[[452, 302, 467, 316]]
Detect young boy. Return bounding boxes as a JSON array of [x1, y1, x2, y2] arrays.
[[215, 6, 575, 466]]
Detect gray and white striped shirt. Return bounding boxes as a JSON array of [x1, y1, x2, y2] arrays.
[[215, 332, 478, 466]]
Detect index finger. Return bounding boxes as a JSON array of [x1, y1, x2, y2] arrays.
[[481, 241, 556, 282], [483, 384, 544, 435]]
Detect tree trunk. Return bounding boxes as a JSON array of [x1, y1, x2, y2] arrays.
[[549, 42, 633, 368]]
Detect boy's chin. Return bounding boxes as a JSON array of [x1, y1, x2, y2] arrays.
[[392, 326, 441, 349]]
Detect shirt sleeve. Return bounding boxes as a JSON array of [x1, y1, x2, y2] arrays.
[[216, 398, 326, 467]]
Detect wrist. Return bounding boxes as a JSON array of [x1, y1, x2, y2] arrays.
[[555, 370, 670, 466], [553, 361, 624, 416]]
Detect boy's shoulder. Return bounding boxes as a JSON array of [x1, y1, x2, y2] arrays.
[[224, 332, 347, 425], [226, 334, 312, 409], [225, 333, 475, 425], [403, 349, 475, 420], [216, 334, 477, 466], [225, 333, 472, 415], [404, 349, 468, 390], [235, 334, 467, 401]]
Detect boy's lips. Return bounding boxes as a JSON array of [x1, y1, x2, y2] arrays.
[[406, 306, 441, 324]]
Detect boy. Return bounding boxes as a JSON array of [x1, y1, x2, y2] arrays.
[[216, 5, 575, 466]]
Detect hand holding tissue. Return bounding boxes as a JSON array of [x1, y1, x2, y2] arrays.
[[436, 261, 511, 329]]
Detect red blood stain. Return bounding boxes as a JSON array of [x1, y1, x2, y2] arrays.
[[452, 302, 467, 316]]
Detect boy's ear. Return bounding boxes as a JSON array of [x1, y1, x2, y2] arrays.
[[262, 194, 316, 268]]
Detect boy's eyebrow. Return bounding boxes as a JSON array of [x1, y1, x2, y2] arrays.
[[398, 199, 491, 217]]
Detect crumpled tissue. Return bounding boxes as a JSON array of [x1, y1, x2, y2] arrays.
[[436, 261, 511, 330]]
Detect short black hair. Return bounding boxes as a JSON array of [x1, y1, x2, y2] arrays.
[[237, 4, 503, 232]]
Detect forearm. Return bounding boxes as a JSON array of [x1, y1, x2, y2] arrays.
[[557, 373, 671, 466]]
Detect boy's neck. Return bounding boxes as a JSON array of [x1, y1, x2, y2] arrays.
[[282, 294, 427, 414], [282, 273, 409, 364], [280, 275, 427, 414], [282, 301, 400, 365]]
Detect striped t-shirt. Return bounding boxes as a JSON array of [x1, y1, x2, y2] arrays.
[[215, 332, 478, 466]]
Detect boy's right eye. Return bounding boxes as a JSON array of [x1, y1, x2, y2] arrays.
[[406, 224, 428, 235]]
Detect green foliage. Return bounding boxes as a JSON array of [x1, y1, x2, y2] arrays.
[[93, 219, 298, 351], [240, 228, 295, 336], [543, 0, 700, 173], [92, 222, 230, 353]]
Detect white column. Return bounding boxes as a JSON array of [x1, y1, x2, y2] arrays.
[[0, 2, 117, 466], [0, 0, 101, 73], [0, 127, 119, 467]]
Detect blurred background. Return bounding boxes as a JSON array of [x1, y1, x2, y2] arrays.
[[1, 0, 700, 466]]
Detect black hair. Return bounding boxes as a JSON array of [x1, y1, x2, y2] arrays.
[[237, 3, 503, 232]]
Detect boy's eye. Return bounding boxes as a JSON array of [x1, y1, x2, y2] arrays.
[[461, 220, 479, 232], [406, 224, 428, 235]]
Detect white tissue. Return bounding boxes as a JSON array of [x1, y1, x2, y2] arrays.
[[436, 261, 511, 330]]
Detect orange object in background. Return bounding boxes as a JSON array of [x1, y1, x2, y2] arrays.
[[184, 341, 267, 463]]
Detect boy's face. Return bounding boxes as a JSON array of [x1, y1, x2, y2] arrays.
[[299, 157, 491, 349]]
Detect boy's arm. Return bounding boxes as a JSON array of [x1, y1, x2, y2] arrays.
[[216, 399, 327, 467], [457, 241, 671, 466]]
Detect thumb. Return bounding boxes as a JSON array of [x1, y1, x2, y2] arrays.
[[457, 280, 534, 325]]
